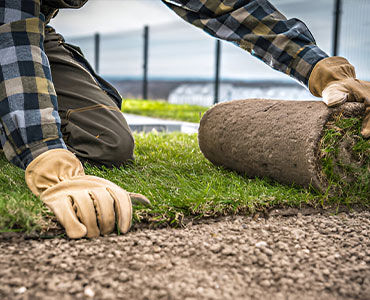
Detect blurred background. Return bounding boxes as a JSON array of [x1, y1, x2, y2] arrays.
[[50, 0, 370, 106]]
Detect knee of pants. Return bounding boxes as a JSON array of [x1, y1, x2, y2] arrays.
[[70, 129, 135, 168], [62, 111, 135, 168], [110, 130, 135, 167], [93, 127, 135, 168]]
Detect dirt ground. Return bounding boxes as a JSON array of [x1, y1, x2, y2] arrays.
[[0, 210, 369, 300]]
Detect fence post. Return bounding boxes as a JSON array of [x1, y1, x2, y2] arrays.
[[214, 39, 221, 104], [143, 25, 149, 100], [332, 0, 342, 56], [94, 32, 100, 73]]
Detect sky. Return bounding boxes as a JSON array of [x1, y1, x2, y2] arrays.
[[49, 0, 370, 82], [50, 0, 180, 36]]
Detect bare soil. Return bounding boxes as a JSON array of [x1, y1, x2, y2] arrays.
[[1, 210, 369, 300]]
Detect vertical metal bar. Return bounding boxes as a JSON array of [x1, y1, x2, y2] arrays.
[[214, 39, 221, 104], [143, 25, 149, 100], [332, 0, 342, 56], [94, 32, 100, 73]]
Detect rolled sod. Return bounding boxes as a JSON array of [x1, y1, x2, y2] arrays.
[[198, 99, 369, 196]]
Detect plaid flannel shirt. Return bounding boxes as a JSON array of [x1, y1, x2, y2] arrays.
[[162, 0, 328, 85], [0, 0, 66, 169], [1, 0, 328, 169]]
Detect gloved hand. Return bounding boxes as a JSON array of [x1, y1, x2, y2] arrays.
[[25, 149, 150, 239], [309, 56, 370, 138]]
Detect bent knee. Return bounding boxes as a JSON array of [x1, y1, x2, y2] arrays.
[[106, 129, 135, 167], [90, 127, 135, 168], [64, 117, 135, 168]]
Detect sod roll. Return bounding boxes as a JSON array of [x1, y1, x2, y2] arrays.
[[198, 99, 369, 194]]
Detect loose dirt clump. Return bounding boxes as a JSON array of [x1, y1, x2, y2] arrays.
[[0, 211, 369, 300]]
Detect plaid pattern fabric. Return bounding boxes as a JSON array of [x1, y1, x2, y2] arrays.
[[0, 0, 66, 169], [162, 0, 329, 86], [0, 0, 39, 24]]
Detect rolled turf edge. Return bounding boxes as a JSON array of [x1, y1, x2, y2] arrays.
[[198, 99, 369, 198]]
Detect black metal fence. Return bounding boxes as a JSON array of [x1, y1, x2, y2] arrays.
[[65, 0, 370, 104]]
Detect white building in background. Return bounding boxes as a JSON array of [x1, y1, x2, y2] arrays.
[[168, 84, 318, 107]]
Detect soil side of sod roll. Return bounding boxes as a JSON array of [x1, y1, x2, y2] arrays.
[[198, 99, 369, 197]]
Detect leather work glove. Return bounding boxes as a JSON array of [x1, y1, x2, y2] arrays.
[[25, 149, 150, 239], [309, 56, 370, 138]]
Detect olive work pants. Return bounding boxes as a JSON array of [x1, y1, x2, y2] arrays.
[[44, 26, 135, 168]]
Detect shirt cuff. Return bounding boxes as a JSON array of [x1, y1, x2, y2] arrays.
[[8, 138, 67, 169], [288, 45, 329, 87]]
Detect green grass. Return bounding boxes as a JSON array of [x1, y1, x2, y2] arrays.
[[1, 100, 369, 234], [1, 132, 368, 234], [121, 99, 209, 123], [0, 153, 53, 233], [320, 114, 370, 199]]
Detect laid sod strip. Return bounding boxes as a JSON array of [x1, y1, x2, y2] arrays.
[[121, 99, 208, 123], [0, 132, 368, 234], [199, 99, 369, 199], [0, 154, 54, 233], [85, 133, 320, 226]]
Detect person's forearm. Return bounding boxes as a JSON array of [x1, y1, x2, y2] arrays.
[[0, 0, 66, 169], [162, 0, 328, 86]]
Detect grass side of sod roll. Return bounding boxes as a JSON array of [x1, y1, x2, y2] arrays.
[[320, 113, 370, 200]]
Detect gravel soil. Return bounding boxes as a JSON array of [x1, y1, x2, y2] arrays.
[[1, 211, 369, 300]]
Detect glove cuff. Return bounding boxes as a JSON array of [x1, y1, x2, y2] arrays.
[[308, 56, 356, 97], [25, 149, 85, 196]]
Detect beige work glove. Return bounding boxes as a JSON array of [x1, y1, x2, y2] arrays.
[[25, 149, 150, 239], [309, 56, 370, 138]]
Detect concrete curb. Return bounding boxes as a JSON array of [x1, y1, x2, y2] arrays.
[[123, 113, 199, 134]]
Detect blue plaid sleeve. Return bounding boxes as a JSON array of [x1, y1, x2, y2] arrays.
[[162, 0, 329, 86], [0, 0, 66, 169]]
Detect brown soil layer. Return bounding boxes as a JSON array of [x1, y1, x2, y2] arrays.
[[198, 100, 365, 191], [1, 211, 369, 300]]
